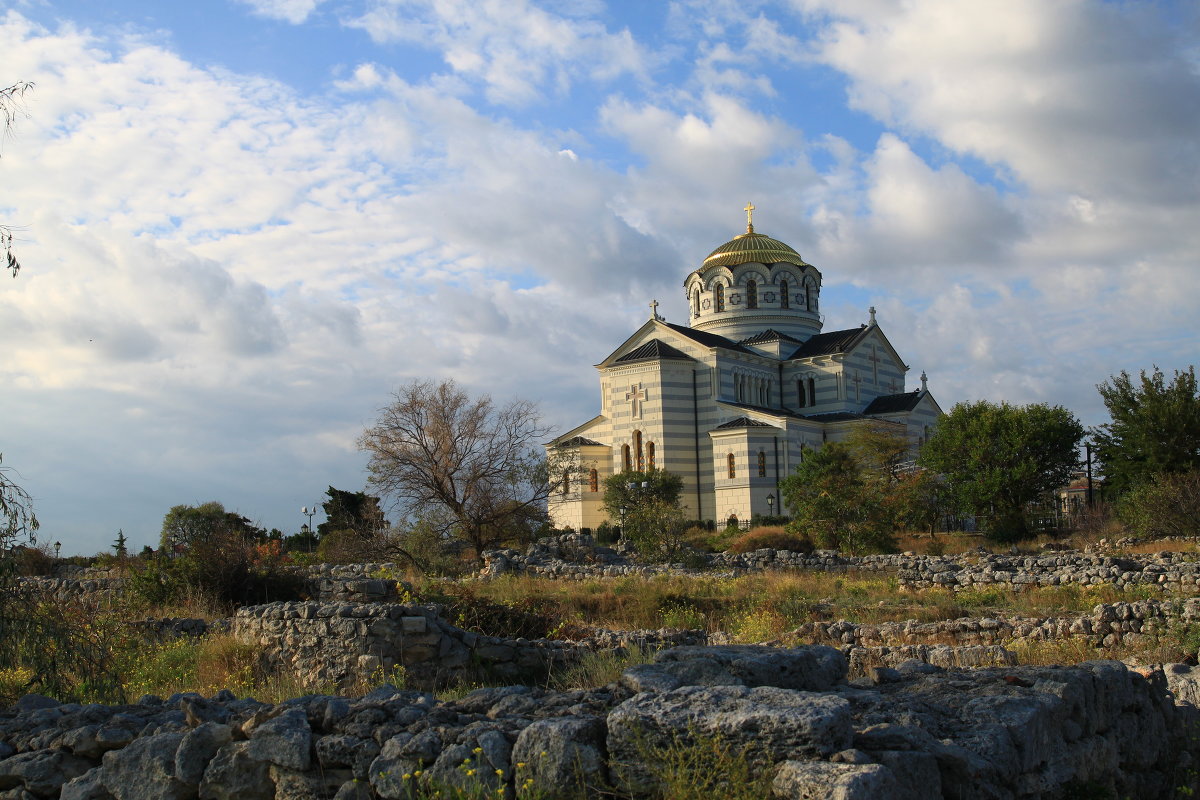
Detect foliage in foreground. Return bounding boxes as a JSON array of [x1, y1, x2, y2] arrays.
[[1117, 471, 1200, 540]]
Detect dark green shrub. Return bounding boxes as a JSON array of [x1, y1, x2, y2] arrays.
[[728, 527, 814, 555]]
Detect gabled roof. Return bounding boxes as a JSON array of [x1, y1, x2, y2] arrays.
[[664, 322, 754, 354], [555, 435, 605, 448], [718, 400, 807, 419], [612, 339, 693, 364], [738, 328, 802, 346], [786, 326, 869, 359], [802, 411, 865, 423], [713, 416, 776, 430], [863, 391, 924, 415]]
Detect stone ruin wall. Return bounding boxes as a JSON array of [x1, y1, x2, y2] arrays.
[[6, 645, 1200, 799]]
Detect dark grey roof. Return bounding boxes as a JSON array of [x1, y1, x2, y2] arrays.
[[802, 411, 865, 422], [863, 391, 924, 415], [718, 400, 807, 419], [738, 328, 802, 346], [713, 416, 776, 429], [787, 327, 868, 359], [555, 436, 604, 448], [664, 323, 753, 354], [613, 339, 694, 363]]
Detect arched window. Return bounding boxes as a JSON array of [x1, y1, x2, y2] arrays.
[[647, 441, 656, 469], [746, 280, 758, 309], [780, 280, 789, 309], [692, 289, 700, 317], [562, 470, 571, 496], [805, 282, 812, 310], [808, 376, 816, 407], [715, 283, 725, 312], [589, 468, 599, 493], [758, 451, 767, 477], [797, 379, 806, 407], [727, 453, 736, 479], [623, 445, 631, 471], [634, 430, 643, 470]]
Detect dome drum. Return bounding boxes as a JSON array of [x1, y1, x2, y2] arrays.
[[685, 226, 822, 341]]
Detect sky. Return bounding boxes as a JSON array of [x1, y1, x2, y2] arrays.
[[2, 0, 1197, 555]]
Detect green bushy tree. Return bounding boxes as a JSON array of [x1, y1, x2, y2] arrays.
[[918, 400, 1084, 541], [780, 442, 895, 554], [602, 469, 687, 561], [1093, 366, 1200, 496]]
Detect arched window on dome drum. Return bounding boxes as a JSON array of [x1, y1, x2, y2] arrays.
[[808, 376, 816, 407], [634, 430, 643, 470], [589, 468, 599, 493], [692, 289, 700, 318], [715, 283, 725, 312], [780, 280, 789, 309], [797, 379, 806, 407], [727, 452, 736, 479], [746, 280, 758, 309], [647, 441, 655, 469], [805, 282, 812, 311], [623, 445, 631, 471], [758, 450, 766, 477]]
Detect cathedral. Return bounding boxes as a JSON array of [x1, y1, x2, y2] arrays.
[[547, 206, 943, 530]]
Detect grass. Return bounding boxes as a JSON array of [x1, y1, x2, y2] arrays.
[[547, 646, 657, 691]]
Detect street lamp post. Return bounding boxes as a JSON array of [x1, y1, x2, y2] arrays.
[[301, 505, 318, 553], [766, 493, 775, 516], [54, 541, 61, 560]]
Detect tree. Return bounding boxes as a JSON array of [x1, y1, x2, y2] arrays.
[[317, 486, 387, 541], [112, 530, 128, 559], [601, 469, 687, 560], [780, 442, 895, 554], [1, 82, 33, 277], [918, 400, 1084, 540], [159, 502, 264, 554], [359, 379, 562, 562], [1092, 366, 1200, 495]]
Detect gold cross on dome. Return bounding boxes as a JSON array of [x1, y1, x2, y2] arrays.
[[744, 201, 755, 233]]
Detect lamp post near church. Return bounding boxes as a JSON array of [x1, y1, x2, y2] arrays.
[[301, 505, 318, 552], [766, 493, 775, 516]]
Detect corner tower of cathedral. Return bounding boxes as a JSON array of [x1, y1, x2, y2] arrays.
[[684, 203, 823, 342]]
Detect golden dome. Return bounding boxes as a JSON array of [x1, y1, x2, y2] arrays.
[[701, 231, 808, 269]]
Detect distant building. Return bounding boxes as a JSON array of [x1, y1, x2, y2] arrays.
[[547, 207, 943, 530]]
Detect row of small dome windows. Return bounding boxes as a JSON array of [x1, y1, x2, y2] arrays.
[[692, 280, 817, 316]]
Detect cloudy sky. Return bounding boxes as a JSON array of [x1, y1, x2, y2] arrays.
[[2, 0, 1197, 555]]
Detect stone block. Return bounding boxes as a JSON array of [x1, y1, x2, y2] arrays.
[[772, 760, 899, 800]]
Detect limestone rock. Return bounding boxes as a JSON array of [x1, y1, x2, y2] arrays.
[[653, 645, 847, 691], [0, 750, 93, 798], [198, 742, 273, 800], [247, 706, 311, 771], [175, 722, 233, 785], [102, 733, 192, 800], [59, 767, 113, 800], [607, 685, 851, 794], [772, 760, 899, 800], [512, 716, 607, 797]]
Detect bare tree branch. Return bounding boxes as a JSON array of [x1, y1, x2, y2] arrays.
[[359, 379, 571, 561]]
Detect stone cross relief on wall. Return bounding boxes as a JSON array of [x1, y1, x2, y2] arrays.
[[625, 383, 646, 419]]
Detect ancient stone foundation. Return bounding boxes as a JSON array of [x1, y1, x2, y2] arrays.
[[4, 645, 1200, 799]]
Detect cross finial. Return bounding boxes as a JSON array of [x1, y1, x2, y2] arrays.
[[649, 299, 661, 320], [744, 201, 755, 233], [869, 306, 877, 325], [920, 371, 928, 392]]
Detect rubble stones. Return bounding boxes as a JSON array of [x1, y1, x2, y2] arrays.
[[1, 644, 1199, 798]]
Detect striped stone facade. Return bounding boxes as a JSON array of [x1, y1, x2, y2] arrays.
[[547, 224, 943, 530]]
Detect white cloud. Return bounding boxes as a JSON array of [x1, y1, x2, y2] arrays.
[[234, 0, 328, 24], [343, 0, 652, 106]]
